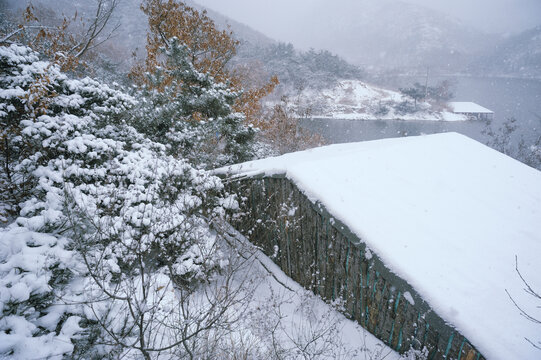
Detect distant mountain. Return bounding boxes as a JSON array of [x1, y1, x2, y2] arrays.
[[470, 25, 541, 79], [225, 0, 500, 74], [2, 0, 361, 89], [191, 2, 275, 47]]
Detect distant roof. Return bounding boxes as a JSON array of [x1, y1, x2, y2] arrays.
[[449, 101, 493, 114], [221, 133, 541, 360]]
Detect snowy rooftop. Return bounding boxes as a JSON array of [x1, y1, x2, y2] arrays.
[[449, 101, 494, 114], [221, 133, 541, 360]]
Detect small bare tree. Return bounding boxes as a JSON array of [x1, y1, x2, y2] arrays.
[[506, 256, 541, 351], [64, 178, 260, 359], [260, 96, 325, 155], [483, 115, 541, 170], [1, 0, 120, 71]]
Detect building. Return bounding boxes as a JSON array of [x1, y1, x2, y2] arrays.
[[449, 102, 494, 120]]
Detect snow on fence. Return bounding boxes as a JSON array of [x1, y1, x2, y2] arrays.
[[226, 174, 485, 360]]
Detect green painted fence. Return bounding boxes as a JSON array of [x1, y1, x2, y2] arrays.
[[226, 174, 485, 360]]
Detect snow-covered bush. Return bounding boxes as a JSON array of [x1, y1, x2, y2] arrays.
[[131, 38, 257, 169], [0, 42, 134, 358], [0, 44, 133, 222], [0, 43, 242, 358], [483, 116, 541, 170]]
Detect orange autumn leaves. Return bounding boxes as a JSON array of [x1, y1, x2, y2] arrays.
[[131, 0, 278, 127]]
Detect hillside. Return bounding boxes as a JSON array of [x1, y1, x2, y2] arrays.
[[184, 2, 365, 90], [294, 80, 465, 121], [470, 25, 541, 79], [202, 0, 500, 74], [2, 0, 361, 90]]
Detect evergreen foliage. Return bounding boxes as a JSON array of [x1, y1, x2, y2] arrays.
[[235, 42, 364, 90], [132, 38, 256, 168], [399, 81, 454, 108], [0, 43, 239, 358]]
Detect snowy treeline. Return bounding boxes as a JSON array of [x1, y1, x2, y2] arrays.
[[234, 42, 364, 92]]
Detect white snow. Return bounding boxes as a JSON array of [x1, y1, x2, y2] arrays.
[[449, 102, 494, 114], [219, 132, 541, 360], [222, 224, 404, 360], [403, 291, 415, 306], [295, 80, 468, 121]]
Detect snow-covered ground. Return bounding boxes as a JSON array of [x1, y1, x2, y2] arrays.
[[296, 80, 467, 121], [220, 132, 541, 360], [220, 225, 406, 360]]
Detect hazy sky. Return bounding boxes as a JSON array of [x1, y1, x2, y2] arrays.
[[195, 0, 541, 38]]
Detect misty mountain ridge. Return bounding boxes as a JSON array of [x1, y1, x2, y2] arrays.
[[4, 0, 537, 83], [471, 25, 541, 79], [3, 0, 361, 90], [268, 0, 500, 73], [189, 1, 276, 47]]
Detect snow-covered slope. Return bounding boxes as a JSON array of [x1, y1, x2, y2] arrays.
[[297, 80, 466, 121], [221, 225, 404, 360], [221, 133, 541, 360]]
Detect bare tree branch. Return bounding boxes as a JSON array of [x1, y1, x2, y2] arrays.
[[506, 255, 541, 352], [73, 0, 120, 58]]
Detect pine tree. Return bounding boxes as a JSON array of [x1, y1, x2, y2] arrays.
[[0, 43, 240, 358], [399, 83, 426, 108], [0, 43, 134, 358], [132, 38, 256, 168], [132, 0, 277, 127]]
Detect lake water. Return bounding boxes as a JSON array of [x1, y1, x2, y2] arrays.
[[301, 76, 541, 146]]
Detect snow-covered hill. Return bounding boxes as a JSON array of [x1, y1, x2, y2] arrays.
[[295, 80, 465, 121]]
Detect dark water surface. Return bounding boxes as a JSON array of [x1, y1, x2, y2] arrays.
[[301, 76, 541, 145]]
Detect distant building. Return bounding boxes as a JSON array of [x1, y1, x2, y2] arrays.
[[449, 102, 494, 120]]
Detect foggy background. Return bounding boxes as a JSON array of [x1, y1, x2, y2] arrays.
[[195, 0, 541, 43]]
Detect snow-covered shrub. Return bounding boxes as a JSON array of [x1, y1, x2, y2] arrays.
[[483, 116, 541, 170], [394, 100, 417, 115], [0, 44, 134, 222], [0, 42, 135, 358], [0, 227, 85, 359], [131, 38, 257, 169], [0, 43, 240, 358]]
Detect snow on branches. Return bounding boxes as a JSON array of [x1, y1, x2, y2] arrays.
[[0, 43, 239, 358], [132, 38, 257, 168]]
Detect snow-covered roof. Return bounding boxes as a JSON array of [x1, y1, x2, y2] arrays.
[[221, 133, 541, 360], [449, 101, 494, 114]]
